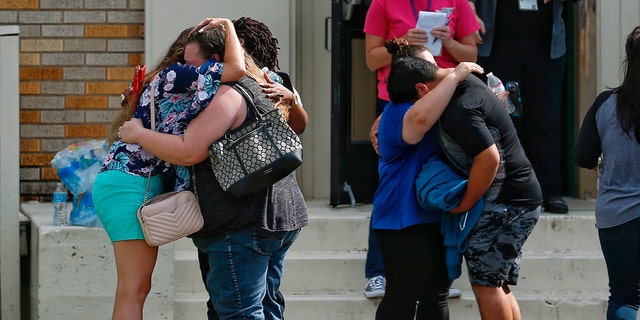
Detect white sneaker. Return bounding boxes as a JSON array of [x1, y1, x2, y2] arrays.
[[448, 287, 462, 299], [364, 275, 386, 299]]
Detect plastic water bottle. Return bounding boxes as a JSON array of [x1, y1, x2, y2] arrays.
[[486, 72, 516, 114], [53, 182, 68, 226], [262, 67, 283, 84]]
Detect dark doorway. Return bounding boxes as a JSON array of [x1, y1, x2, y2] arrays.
[[330, 0, 377, 206]]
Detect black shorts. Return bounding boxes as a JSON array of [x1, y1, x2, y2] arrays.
[[464, 202, 540, 287]]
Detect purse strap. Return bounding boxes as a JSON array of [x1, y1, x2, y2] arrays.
[[233, 82, 264, 122], [141, 82, 198, 205], [142, 82, 157, 205]]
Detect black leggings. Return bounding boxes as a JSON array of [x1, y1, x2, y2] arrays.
[[375, 223, 451, 320]]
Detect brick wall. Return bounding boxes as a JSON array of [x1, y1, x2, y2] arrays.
[[0, 0, 145, 201]]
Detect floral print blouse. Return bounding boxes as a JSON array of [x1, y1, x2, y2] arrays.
[[101, 58, 223, 191]]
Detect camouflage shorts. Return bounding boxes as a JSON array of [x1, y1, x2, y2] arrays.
[[464, 202, 540, 288]]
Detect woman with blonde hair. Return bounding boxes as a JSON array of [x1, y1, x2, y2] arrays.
[[119, 19, 308, 320]]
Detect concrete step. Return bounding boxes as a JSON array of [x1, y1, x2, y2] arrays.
[[175, 249, 607, 295], [272, 201, 602, 253], [173, 199, 611, 319], [174, 199, 601, 253], [288, 211, 602, 253], [175, 291, 609, 320]]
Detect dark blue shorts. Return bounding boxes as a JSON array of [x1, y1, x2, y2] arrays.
[[464, 202, 540, 287]]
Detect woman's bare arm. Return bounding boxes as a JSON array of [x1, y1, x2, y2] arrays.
[[119, 85, 247, 165]]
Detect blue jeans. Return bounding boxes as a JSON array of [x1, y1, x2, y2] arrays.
[[193, 228, 300, 320], [598, 217, 640, 320], [365, 98, 389, 280], [366, 218, 385, 278]]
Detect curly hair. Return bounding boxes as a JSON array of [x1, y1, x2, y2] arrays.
[[233, 17, 280, 71]]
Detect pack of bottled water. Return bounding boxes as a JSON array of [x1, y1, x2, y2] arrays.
[[50, 140, 107, 227]]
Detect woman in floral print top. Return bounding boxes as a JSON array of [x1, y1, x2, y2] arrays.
[[92, 18, 245, 320], [101, 58, 224, 191]]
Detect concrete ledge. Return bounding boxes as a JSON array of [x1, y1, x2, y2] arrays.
[[20, 201, 175, 320]]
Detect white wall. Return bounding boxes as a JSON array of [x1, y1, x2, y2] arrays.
[[297, 0, 332, 200], [597, 1, 640, 90], [145, 0, 294, 73], [0, 25, 21, 320], [145, 0, 334, 200]]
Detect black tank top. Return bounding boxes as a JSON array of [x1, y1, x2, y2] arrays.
[[190, 76, 308, 238]]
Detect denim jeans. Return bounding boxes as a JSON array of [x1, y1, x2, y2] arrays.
[[365, 98, 390, 280], [598, 216, 640, 320], [193, 227, 300, 320], [366, 218, 385, 279]]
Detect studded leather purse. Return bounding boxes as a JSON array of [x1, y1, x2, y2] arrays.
[[208, 82, 303, 198]]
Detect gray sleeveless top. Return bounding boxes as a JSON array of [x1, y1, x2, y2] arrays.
[[191, 76, 307, 238]]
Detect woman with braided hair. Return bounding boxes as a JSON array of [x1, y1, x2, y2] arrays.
[[198, 17, 310, 320], [233, 16, 280, 71], [233, 17, 308, 134]]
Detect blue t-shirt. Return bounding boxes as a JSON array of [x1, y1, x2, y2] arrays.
[[372, 101, 443, 230]]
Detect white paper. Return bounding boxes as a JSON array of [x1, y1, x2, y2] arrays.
[[416, 11, 449, 56]]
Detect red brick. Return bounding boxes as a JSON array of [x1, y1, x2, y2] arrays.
[[86, 81, 130, 95], [66, 96, 108, 109], [65, 124, 108, 138], [0, 0, 38, 9], [20, 110, 40, 123], [85, 25, 128, 38], [20, 82, 40, 95], [20, 139, 41, 152], [42, 167, 59, 180], [21, 153, 54, 167], [20, 67, 63, 80], [129, 25, 145, 38], [129, 53, 144, 66], [107, 67, 135, 80]]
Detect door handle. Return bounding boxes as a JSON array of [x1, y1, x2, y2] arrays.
[[325, 16, 332, 52]]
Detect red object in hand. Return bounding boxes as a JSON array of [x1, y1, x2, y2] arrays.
[[131, 65, 146, 110]]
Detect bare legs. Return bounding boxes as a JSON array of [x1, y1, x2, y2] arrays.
[[111, 240, 159, 320], [472, 283, 520, 320]]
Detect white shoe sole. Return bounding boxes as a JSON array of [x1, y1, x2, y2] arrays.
[[364, 291, 385, 299], [448, 288, 462, 299]]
